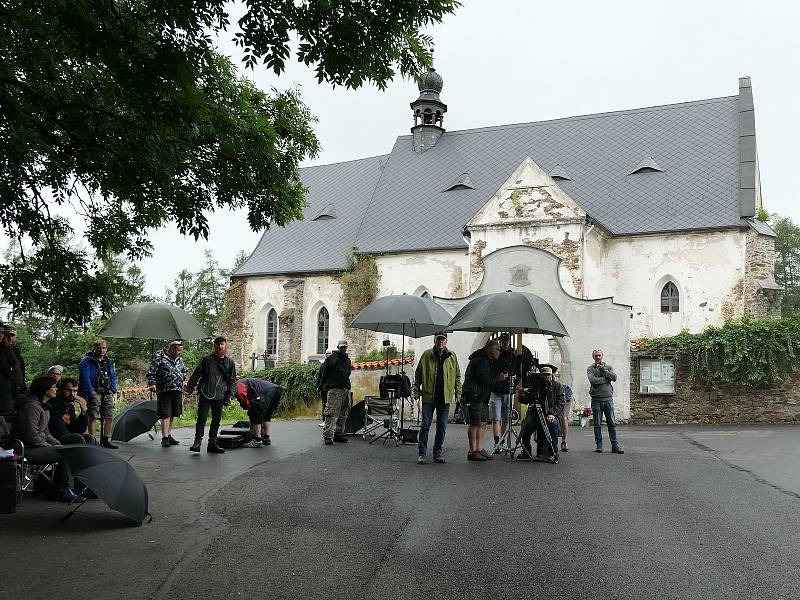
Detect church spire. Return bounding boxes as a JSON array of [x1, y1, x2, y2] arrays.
[[410, 61, 447, 153]]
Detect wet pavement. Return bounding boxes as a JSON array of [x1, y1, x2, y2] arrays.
[[2, 422, 799, 599]]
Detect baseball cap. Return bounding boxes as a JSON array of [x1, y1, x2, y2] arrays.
[[539, 366, 553, 375], [337, 339, 348, 348], [47, 365, 65, 374], [434, 331, 447, 340], [498, 333, 510, 341]]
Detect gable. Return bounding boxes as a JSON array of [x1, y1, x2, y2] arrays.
[[467, 157, 586, 228]]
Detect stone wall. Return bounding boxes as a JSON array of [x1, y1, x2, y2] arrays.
[[744, 230, 782, 319], [278, 280, 304, 365], [218, 278, 250, 367], [629, 352, 800, 424]]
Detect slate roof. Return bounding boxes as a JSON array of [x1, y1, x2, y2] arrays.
[[236, 86, 757, 277]]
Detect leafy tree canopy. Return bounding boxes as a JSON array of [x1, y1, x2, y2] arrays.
[[0, 0, 459, 324]]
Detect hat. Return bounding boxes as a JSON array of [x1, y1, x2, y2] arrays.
[[498, 333, 510, 341], [3, 325, 16, 336], [337, 339, 348, 348], [47, 365, 64, 374], [539, 366, 553, 375], [434, 331, 448, 340]]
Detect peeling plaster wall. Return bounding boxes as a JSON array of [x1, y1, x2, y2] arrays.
[[599, 230, 747, 338]]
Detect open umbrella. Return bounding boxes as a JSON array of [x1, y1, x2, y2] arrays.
[[111, 399, 159, 442], [446, 290, 568, 336], [53, 445, 150, 524], [99, 302, 209, 342], [350, 294, 453, 440]]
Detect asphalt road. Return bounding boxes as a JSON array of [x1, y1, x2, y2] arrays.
[[3, 422, 799, 600]]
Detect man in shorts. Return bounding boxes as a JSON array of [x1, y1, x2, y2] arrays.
[[462, 339, 506, 461], [235, 378, 284, 447], [147, 340, 189, 447], [78, 339, 118, 448]]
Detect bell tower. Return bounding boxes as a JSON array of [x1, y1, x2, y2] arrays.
[[410, 66, 447, 153]]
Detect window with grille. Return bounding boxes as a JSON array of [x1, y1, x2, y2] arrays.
[[660, 282, 679, 313], [317, 307, 329, 355], [266, 308, 277, 356]]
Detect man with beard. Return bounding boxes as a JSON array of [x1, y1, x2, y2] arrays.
[[78, 339, 117, 448], [186, 337, 237, 454]]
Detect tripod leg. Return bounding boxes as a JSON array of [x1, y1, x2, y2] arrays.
[[536, 404, 557, 458]]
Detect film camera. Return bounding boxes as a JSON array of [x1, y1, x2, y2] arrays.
[[519, 371, 552, 405]]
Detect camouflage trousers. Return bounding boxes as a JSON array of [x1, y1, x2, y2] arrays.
[[323, 388, 350, 439]]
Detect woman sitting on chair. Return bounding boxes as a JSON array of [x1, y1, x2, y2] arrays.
[[15, 375, 87, 503]]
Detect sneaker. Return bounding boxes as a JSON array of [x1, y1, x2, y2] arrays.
[[479, 449, 493, 460], [595, 445, 603, 453], [561, 443, 569, 452], [168, 435, 180, 446], [493, 444, 503, 455], [263, 436, 271, 446], [468, 451, 488, 462], [332, 434, 348, 443], [433, 456, 446, 464], [161, 437, 170, 448], [242, 439, 263, 448], [318, 422, 324, 428], [324, 438, 333, 445], [611, 446, 625, 454], [57, 488, 87, 504], [417, 456, 427, 465]]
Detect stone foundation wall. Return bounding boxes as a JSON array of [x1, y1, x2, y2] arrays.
[[217, 279, 250, 367], [744, 230, 781, 319], [278, 280, 304, 365], [629, 353, 800, 424]]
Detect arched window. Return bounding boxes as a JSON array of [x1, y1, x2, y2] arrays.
[[316, 307, 329, 355], [265, 308, 277, 356], [660, 282, 679, 313]]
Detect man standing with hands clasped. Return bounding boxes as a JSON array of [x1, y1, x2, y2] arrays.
[[587, 349, 624, 454], [147, 340, 189, 448]]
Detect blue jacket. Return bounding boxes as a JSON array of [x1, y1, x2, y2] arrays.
[[48, 393, 89, 438], [78, 352, 117, 396]]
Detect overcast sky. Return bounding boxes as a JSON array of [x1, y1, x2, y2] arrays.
[[137, 0, 800, 296]]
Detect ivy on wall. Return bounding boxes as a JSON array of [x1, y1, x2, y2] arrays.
[[637, 316, 800, 389], [337, 253, 380, 324]]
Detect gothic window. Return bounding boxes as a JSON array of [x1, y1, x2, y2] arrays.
[[317, 307, 329, 355], [660, 282, 679, 313], [266, 308, 277, 356]]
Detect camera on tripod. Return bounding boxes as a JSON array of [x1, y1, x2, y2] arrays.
[[519, 372, 551, 405]]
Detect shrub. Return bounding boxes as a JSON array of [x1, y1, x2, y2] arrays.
[[243, 362, 321, 416]]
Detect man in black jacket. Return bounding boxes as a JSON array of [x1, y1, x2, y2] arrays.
[[462, 339, 505, 461], [519, 366, 564, 462], [186, 337, 237, 454], [317, 340, 352, 445], [0, 324, 25, 415]]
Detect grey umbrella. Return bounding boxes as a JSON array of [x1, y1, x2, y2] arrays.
[[446, 290, 569, 336], [99, 302, 209, 342], [53, 445, 150, 524], [350, 293, 452, 338], [111, 400, 159, 442]]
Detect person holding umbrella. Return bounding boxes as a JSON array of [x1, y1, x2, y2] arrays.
[[147, 340, 189, 448], [79, 339, 118, 449], [186, 337, 237, 454], [412, 331, 461, 464]]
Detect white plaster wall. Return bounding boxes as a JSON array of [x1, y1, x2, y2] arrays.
[[601, 230, 746, 338], [244, 277, 284, 355], [373, 250, 468, 353]]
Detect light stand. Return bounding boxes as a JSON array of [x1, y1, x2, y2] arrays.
[[497, 341, 537, 460]]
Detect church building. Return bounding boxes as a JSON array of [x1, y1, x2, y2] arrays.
[[226, 70, 779, 418]]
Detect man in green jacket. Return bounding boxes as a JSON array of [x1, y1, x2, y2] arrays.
[[412, 331, 461, 464]]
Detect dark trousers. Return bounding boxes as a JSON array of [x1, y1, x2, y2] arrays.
[[319, 390, 328, 419], [195, 396, 224, 440], [418, 401, 449, 458], [519, 405, 559, 458]]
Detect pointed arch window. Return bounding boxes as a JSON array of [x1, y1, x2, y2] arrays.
[[266, 308, 277, 356], [660, 282, 679, 313], [317, 307, 329, 355]]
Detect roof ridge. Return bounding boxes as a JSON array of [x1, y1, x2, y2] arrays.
[[395, 95, 738, 141], [300, 153, 389, 171]]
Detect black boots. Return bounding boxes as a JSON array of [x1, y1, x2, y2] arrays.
[[206, 439, 225, 454], [190, 438, 202, 453], [100, 436, 118, 449]]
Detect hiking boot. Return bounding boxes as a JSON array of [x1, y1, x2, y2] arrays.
[[479, 449, 493, 460], [332, 434, 349, 443], [206, 439, 225, 454], [263, 436, 271, 446], [468, 451, 488, 461], [561, 442, 569, 452], [190, 438, 202, 452], [611, 446, 625, 454], [595, 445, 603, 453], [417, 456, 427, 465], [324, 438, 333, 445], [168, 435, 180, 446], [242, 439, 263, 448], [433, 456, 446, 464], [100, 437, 118, 449], [161, 437, 171, 448]]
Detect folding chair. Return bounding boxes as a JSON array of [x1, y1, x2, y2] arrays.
[[363, 394, 400, 446]]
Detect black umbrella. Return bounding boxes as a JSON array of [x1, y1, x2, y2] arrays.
[[53, 445, 150, 524], [446, 290, 569, 336], [111, 399, 159, 442]]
